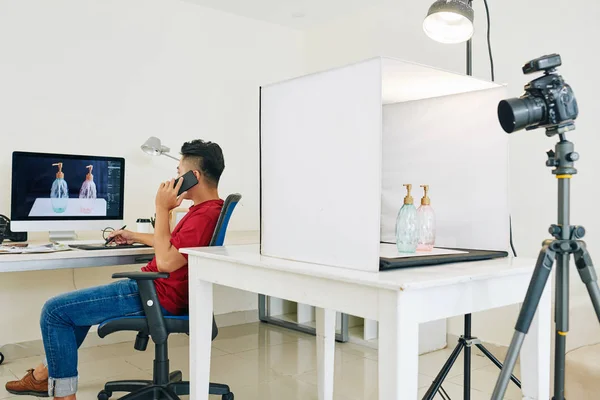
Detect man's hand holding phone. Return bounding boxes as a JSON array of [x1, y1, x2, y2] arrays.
[[156, 178, 187, 212]]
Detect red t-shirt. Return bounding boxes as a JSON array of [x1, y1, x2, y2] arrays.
[[142, 199, 224, 315]]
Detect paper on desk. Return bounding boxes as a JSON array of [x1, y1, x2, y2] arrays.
[[380, 243, 468, 259], [0, 243, 72, 254]]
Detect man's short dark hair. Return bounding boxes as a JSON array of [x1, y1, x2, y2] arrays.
[[181, 139, 225, 186]]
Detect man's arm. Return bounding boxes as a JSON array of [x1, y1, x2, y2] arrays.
[[131, 232, 154, 247], [106, 230, 154, 246], [153, 178, 188, 273], [153, 208, 187, 273], [106, 230, 154, 247]]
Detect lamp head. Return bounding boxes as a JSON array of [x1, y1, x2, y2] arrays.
[[423, 0, 474, 44], [141, 136, 170, 156]]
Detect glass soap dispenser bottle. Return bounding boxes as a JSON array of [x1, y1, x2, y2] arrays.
[[395, 184, 418, 253], [79, 165, 97, 214], [50, 162, 69, 213], [417, 184, 436, 251]]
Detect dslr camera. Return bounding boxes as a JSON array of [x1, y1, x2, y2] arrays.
[[498, 54, 578, 136]]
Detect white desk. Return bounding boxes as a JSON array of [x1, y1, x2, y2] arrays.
[[184, 244, 551, 400], [0, 245, 154, 273]]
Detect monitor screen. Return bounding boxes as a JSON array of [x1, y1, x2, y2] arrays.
[[11, 152, 125, 221]]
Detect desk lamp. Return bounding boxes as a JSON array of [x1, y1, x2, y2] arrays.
[[141, 137, 179, 161], [421, 1, 517, 400]]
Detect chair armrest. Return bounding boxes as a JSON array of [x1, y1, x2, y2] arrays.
[[112, 271, 169, 344], [112, 271, 169, 280]]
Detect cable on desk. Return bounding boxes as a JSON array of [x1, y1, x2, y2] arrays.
[[102, 226, 115, 240]]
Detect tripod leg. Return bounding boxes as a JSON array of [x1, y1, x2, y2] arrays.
[[554, 247, 570, 400], [491, 244, 555, 400], [520, 276, 552, 400], [422, 340, 464, 400], [464, 314, 471, 400], [475, 343, 521, 388], [575, 242, 600, 322]]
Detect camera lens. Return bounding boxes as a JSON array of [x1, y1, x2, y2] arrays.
[[498, 96, 546, 133]]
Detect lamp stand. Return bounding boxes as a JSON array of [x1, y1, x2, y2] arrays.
[[422, 15, 521, 399], [163, 153, 180, 161]]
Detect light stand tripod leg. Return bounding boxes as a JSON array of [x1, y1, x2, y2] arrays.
[[474, 343, 521, 388], [422, 340, 464, 400], [464, 314, 471, 400], [424, 316, 522, 399], [491, 244, 556, 400]]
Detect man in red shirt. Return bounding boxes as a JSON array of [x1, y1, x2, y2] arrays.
[[6, 140, 225, 400]]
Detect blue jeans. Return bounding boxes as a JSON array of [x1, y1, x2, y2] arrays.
[[40, 279, 150, 397]]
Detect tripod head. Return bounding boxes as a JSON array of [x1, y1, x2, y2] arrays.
[[546, 134, 579, 176]]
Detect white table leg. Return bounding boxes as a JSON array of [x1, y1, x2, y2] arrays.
[[189, 277, 214, 400], [316, 307, 336, 400], [520, 277, 552, 400], [378, 291, 419, 399]]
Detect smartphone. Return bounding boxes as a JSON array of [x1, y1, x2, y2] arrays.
[[174, 170, 199, 196]]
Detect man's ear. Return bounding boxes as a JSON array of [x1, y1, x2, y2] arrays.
[[193, 170, 202, 182]]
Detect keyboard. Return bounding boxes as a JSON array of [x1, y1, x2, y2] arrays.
[[69, 244, 151, 250]]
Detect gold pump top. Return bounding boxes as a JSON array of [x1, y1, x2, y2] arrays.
[[403, 184, 413, 205], [52, 163, 64, 179], [85, 165, 94, 180], [420, 185, 431, 206]]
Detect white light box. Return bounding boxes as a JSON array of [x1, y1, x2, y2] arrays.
[[260, 57, 509, 272]]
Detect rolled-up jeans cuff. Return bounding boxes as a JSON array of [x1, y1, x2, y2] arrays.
[[48, 376, 78, 397]]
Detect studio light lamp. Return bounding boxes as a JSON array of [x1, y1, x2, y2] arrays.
[[423, 0, 474, 44], [141, 136, 179, 161], [421, 1, 509, 399]]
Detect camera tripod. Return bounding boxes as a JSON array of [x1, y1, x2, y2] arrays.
[[492, 134, 600, 400]]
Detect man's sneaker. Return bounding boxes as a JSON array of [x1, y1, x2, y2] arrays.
[[5, 369, 49, 397]]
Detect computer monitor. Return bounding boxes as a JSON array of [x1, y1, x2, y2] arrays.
[[11, 151, 125, 241]]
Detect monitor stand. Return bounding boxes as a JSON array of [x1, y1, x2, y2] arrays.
[[49, 231, 78, 242]]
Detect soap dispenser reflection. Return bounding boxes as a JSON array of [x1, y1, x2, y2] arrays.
[[417, 185, 436, 251], [50, 162, 69, 213], [79, 165, 97, 214], [395, 184, 418, 253]]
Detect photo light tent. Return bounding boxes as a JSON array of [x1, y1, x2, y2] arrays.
[[260, 56, 509, 273]]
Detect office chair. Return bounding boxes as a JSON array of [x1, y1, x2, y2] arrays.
[[96, 194, 242, 400]]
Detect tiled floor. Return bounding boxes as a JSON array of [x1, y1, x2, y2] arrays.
[[0, 322, 522, 399]]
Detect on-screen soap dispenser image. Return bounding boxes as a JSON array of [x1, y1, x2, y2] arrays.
[[50, 162, 69, 213], [417, 185, 436, 251], [79, 165, 97, 214], [395, 184, 418, 253]]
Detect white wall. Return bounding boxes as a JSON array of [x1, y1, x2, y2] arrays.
[[3, 0, 599, 351], [304, 0, 600, 349], [0, 0, 304, 344]]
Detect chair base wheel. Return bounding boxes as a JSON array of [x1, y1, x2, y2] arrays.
[[97, 390, 111, 400], [222, 393, 234, 400]]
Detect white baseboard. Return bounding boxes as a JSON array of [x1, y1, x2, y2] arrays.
[[214, 309, 260, 327]]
